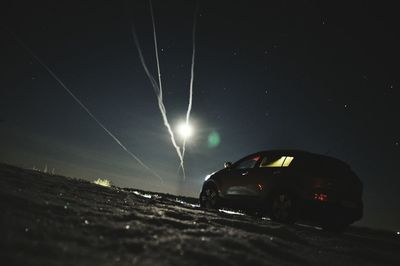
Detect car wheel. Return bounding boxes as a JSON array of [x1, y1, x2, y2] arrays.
[[270, 192, 297, 224], [199, 185, 219, 209]]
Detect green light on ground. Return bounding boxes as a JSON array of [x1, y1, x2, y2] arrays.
[[208, 131, 220, 148]]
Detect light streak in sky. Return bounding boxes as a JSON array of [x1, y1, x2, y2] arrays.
[[149, 0, 186, 179], [182, 1, 199, 161], [132, 0, 198, 179], [4, 27, 163, 182], [131, 24, 185, 179]]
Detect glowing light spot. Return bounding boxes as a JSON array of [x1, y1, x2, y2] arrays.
[[132, 191, 152, 199], [208, 131, 220, 148], [177, 122, 193, 139], [219, 209, 244, 216], [93, 178, 111, 187], [175, 199, 199, 208]]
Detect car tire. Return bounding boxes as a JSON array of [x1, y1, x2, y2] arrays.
[[270, 192, 297, 224], [199, 185, 219, 210]]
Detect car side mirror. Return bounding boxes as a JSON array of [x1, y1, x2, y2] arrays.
[[224, 162, 232, 168]]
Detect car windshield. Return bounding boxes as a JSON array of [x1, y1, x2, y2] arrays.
[[234, 155, 260, 169]]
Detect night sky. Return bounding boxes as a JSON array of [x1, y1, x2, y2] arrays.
[[1, 0, 399, 231]]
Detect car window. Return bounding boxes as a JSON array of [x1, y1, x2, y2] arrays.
[[260, 156, 294, 168], [234, 155, 260, 170]]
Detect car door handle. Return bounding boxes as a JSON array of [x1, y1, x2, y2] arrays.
[[242, 171, 249, 176], [273, 170, 281, 175]]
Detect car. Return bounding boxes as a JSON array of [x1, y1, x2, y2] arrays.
[[199, 150, 363, 232]]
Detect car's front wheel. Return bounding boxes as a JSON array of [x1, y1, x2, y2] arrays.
[[199, 185, 219, 209], [270, 192, 297, 224]]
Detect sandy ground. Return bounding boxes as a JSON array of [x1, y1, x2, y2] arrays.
[[0, 163, 399, 266]]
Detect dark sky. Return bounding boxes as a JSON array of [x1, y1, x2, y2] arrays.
[[1, 0, 399, 231]]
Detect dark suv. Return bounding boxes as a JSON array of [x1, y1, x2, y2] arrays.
[[199, 150, 363, 232]]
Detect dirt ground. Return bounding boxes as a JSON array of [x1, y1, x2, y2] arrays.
[[1, 163, 399, 265]]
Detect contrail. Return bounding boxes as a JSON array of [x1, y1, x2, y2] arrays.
[[4, 27, 163, 182], [131, 24, 160, 96], [149, 0, 187, 179], [132, 0, 199, 180], [181, 2, 199, 162], [132, 0, 187, 179], [149, 0, 163, 102]]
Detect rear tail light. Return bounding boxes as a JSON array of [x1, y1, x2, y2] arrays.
[[314, 193, 328, 202]]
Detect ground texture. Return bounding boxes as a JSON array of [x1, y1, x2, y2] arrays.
[[0, 163, 399, 266]]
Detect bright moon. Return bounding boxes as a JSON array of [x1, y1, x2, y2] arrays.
[[177, 123, 193, 139]]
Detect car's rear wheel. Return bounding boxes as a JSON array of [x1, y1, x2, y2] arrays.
[[270, 192, 297, 224], [199, 185, 219, 209]]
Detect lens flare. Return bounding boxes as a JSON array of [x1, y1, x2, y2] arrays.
[[208, 131, 221, 148]]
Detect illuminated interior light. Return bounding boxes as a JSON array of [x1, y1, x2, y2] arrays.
[[260, 156, 286, 167], [282, 156, 294, 167]]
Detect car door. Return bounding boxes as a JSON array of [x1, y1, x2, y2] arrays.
[[257, 154, 296, 195], [220, 154, 262, 200], [230, 153, 286, 201]]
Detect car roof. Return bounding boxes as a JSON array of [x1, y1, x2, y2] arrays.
[[254, 149, 348, 165], [255, 149, 313, 156]]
